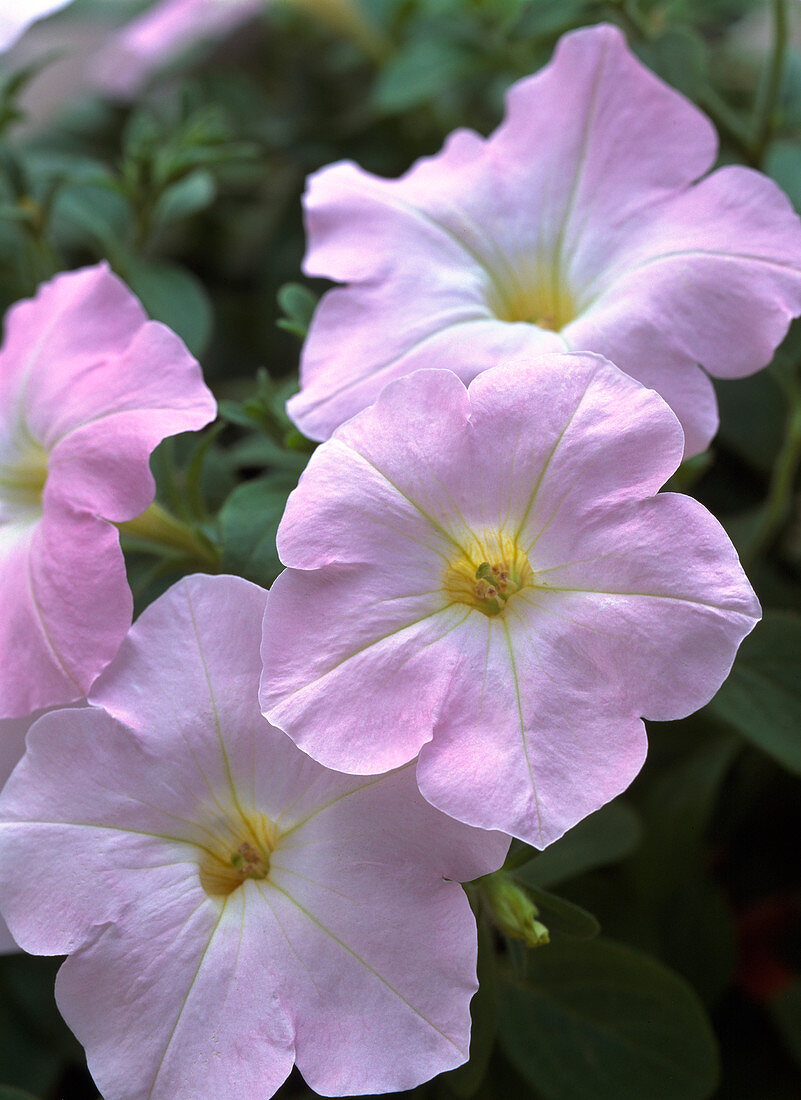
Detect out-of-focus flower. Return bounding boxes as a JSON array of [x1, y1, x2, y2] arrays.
[[93, 0, 384, 98], [290, 23, 801, 455], [93, 0, 264, 98], [262, 357, 760, 847], [0, 263, 216, 719], [0, 713, 31, 953], [0, 0, 74, 52], [0, 574, 508, 1099]]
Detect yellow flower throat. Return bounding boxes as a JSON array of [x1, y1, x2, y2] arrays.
[[443, 531, 533, 617]]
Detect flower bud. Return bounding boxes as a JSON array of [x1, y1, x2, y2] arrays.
[[482, 872, 550, 948]]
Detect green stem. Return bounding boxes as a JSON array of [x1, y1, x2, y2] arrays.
[[501, 842, 538, 873], [751, 0, 788, 166], [117, 501, 221, 571], [696, 85, 755, 164], [743, 377, 801, 566]]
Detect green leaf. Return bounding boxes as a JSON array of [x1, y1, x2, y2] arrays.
[[0, 954, 80, 1095], [276, 282, 319, 340], [218, 475, 297, 587], [658, 871, 736, 1005], [715, 371, 784, 476], [765, 140, 801, 213], [521, 884, 600, 940], [373, 37, 474, 114], [516, 801, 641, 889], [122, 259, 213, 357], [50, 179, 129, 258], [499, 939, 719, 1100], [709, 611, 801, 775], [0, 1089, 43, 1099], [634, 29, 709, 101], [153, 168, 217, 227]]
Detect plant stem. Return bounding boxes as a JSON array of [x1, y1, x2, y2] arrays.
[[696, 85, 755, 163], [751, 0, 788, 166], [743, 375, 801, 566], [117, 501, 221, 571]]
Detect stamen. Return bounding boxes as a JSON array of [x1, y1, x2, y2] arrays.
[[444, 532, 534, 616]]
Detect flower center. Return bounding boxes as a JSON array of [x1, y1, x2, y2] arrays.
[[0, 437, 48, 521], [487, 264, 576, 330], [443, 530, 533, 616], [198, 810, 278, 898]]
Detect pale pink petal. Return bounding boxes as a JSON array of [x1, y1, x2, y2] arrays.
[[526, 494, 760, 719], [0, 263, 146, 421], [94, 0, 263, 98], [0, 0, 74, 51], [294, 23, 801, 449], [415, 612, 647, 847], [0, 264, 216, 718], [56, 887, 295, 1100], [264, 361, 760, 844], [0, 508, 130, 717], [10, 266, 216, 520], [264, 763, 507, 1094], [1, 574, 506, 1095], [464, 355, 685, 525], [566, 167, 801, 401], [0, 714, 32, 953], [267, 358, 686, 777], [88, 573, 272, 795], [262, 567, 470, 772], [0, 709, 203, 954]]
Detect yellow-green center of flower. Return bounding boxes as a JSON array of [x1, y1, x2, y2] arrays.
[[0, 438, 48, 514], [443, 530, 533, 616], [487, 263, 576, 330], [198, 810, 278, 897]]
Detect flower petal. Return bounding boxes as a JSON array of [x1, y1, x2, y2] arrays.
[[0, 0, 73, 51], [0, 706, 207, 954], [0, 265, 216, 717], [0, 506, 131, 717], [293, 23, 801, 450], [56, 882, 294, 1100], [266, 764, 506, 1094], [416, 612, 647, 847], [0, 713, 31, 953], [265, 360, 760, 844], [261, 566, 468, 773]]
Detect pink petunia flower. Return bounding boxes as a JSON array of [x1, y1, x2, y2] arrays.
[[0, 574, 508, 1099], [290, 22, 801, 455], [0, 0, 74, 51], [262, 356, 761, 847], [0, 713, 31, 953], [94, 0, 264, 98], [0, 263, 216, 719]]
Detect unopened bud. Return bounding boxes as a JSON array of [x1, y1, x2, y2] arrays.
[[482, 872, 550, 948]]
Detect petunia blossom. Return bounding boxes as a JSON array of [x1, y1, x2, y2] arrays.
[[262, 356, 761, 847], [0, 263, 216, 719], [0, 0, 74, 52], [93, 0, 264, 98], [0, 574, 508, 1099], [290, 22, 801, 455], [0, 713, 31, 953]]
